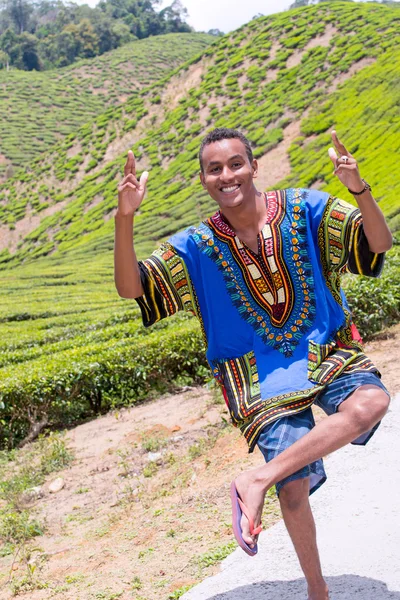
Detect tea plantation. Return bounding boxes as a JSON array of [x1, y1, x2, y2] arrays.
[[0, 1, 399, 447], [0, 33, 214, 176]]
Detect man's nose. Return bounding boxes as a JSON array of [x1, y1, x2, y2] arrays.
[[220, 166, 234, 181]]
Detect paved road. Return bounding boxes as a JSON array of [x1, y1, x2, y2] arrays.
[[183, 393, 400, 600]]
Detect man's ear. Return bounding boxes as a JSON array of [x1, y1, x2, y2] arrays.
[[199, 171, 207, 189], [252, 159, 258, 180]]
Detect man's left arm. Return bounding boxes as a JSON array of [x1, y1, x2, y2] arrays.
[[328, 130, 393, 254]]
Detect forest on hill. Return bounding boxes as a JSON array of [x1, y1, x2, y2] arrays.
[[0, 1, 399, 450], [0, 0, 208, 70]]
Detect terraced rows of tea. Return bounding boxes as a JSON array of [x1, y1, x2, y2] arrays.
[[0, 33, 214, 177], [1, 1, 399, 447]]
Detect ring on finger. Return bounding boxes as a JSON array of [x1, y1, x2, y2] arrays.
[[340, 156, 349, 164]]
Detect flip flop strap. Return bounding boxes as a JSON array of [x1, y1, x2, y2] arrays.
[[237, 497, 263, 536]]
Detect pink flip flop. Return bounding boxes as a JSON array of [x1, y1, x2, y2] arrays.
[[230, 481, 263, 556]]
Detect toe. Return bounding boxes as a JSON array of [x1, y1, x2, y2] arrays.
[[240, 514, 255, 548]]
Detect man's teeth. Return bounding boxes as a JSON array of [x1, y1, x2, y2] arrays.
[[221, 185, 239, 192]]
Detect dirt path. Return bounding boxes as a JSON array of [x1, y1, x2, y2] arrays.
[[0, 324, 398, 600]]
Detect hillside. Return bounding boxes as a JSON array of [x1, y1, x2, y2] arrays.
[[0, 1, 400, 447], [0, 33, 214, 177], [1, 2, 399, 262]]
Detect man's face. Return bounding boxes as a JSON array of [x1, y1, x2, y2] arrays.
[[199, 138, 258, 210]]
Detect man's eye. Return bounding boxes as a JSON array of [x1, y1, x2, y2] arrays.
[[211, 167, 220, 173], [232, 162, 242, 168]]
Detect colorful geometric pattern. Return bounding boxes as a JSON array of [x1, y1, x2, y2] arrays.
[[307, 339, 336, 378], [321, 197, 361, 271], [191, 189, 316, 357], [308, 347, 359, 385], [317, 195, 384, 351], [137, 243, 206, 343], [212, 351, 262, 424], [346, 219, 386, 277], [317, 196, 364, 350]]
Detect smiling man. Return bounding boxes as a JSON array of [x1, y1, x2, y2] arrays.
[[114, 127, 392, 600]]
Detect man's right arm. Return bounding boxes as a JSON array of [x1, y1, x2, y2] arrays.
[[114, 150, 148, 299], [114, 213, 143, 298]]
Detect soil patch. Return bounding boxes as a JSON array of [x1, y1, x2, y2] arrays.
[[256, 120, 302, 191]]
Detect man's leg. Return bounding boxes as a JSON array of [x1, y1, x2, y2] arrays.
[[279, 479, 329, 600], [236, 384, 390, 546]]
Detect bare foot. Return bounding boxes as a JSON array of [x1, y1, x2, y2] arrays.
[[234, 468, 271, 548], [308, 582, 329, 600]]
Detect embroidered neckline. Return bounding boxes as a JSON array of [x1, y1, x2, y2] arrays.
[[209, 192, 275, 249], [191, 188, 316, 357], [206, 191, 295, 328]]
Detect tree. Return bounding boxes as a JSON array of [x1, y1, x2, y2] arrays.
[[0, 48, 9, 68], [14, 31, 40, 69], [55, 23, 80, 65], [111, 20, 133, 46], [0, 26, 20, 63], [159, 0, 191, 34], [0, 0, 195, 70], [76, 18, 99, 58], [5, 0, 33, 34]]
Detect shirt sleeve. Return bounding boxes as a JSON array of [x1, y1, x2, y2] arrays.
[[318, 195, 385, 277], [135, 242, 196, 327]]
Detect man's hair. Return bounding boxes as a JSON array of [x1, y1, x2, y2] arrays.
[[199, 127, 253, 172]]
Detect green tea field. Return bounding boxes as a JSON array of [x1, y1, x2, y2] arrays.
[[0, 33, 214, 177]]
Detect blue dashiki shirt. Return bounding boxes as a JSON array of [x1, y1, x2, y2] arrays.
[[135, 188, 385, 451]]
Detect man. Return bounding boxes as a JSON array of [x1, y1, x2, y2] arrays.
[[114, 127, 392, 600]]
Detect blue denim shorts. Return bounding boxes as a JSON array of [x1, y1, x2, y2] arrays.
[[256, 371, 390, 497]]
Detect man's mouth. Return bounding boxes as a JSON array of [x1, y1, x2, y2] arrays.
[[220, 184, 240, 194]]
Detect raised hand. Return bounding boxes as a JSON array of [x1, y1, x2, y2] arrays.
[[328, 130, 364, 193], [117, 150, 149, 217]]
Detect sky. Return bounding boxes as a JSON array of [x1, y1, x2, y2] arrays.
[[73, 0, 295, 33], [158, 0, 293, 33]]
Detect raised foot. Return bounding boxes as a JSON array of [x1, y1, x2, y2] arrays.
[[234, 469, 269, 548]]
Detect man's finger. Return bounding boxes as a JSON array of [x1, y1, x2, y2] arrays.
[[118, 182, 137, 192], [124, 150, 136, 176], [123, 151, 132, 177], [328, 147, 337, 166], [123, 173, 140, 187], [331, 130, 349, 157], [139, 170, 149, 192]]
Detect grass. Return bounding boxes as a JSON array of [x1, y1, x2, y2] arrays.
[[0, 432, 74, 593], [197, 541, 237, 568]]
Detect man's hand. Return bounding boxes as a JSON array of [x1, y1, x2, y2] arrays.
[[328, 130, 364, 193], [117, 150, 149, 217]]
